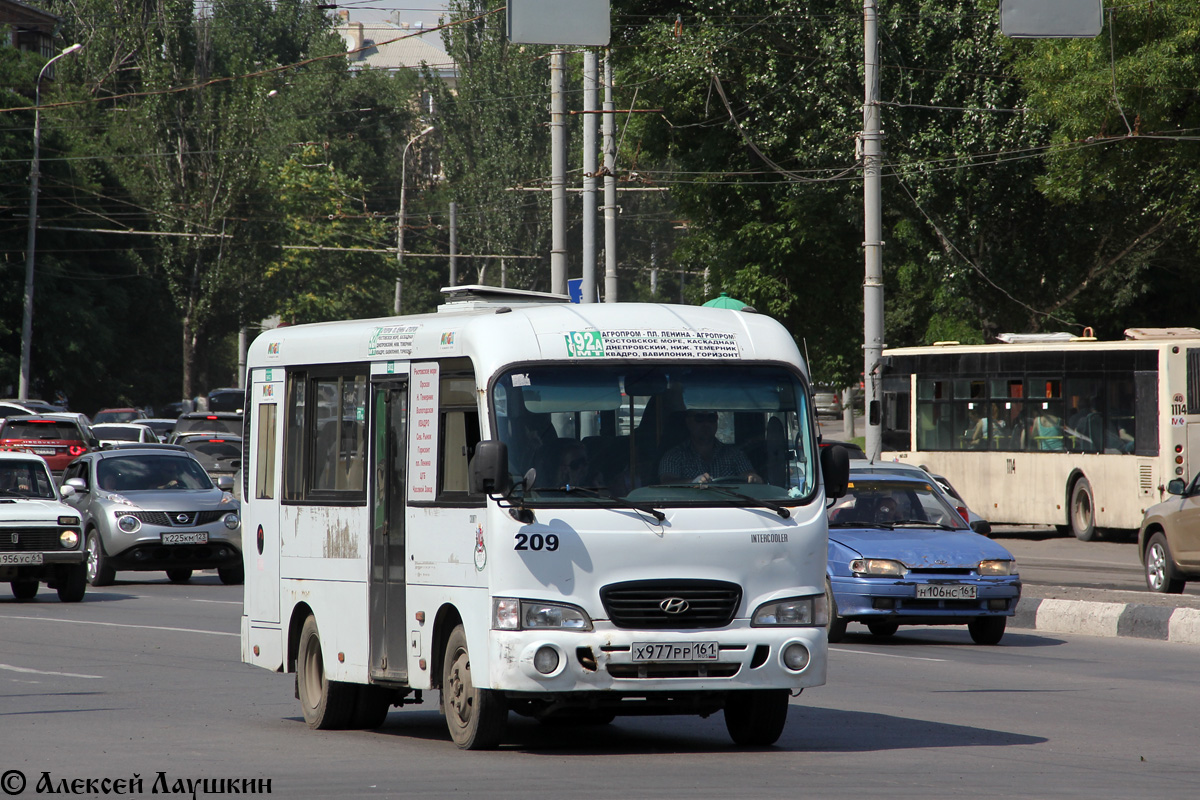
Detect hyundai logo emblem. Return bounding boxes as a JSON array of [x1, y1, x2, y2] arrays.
[[659, 597, 689, 614]]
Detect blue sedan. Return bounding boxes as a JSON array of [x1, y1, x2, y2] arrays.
[[826, 472, 1021, 645]]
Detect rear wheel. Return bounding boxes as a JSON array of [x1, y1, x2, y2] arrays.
[[56, 565, 87, 603], [724, 689, 790, 746], [968, 616, 1006, 645], [217, 565, 244, 585], [85, 531, 115, 587], [442, 624, 508, 749], [826, 580, 847, 643], [296, 615, 356, 730], [166, 568, 192, 583], [1145, 532, 1185, 593], [1069, 477, 1098, 541], [10, 579, 38, 601], [351, 685, 392, 729], [866, 620, 899, 637]]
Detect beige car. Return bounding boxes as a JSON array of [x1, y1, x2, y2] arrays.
[[1138, 475, 1200, 593]]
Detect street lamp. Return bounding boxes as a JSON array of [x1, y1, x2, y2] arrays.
[[19, 42, 83, 401], [395, 125, 435, 315]]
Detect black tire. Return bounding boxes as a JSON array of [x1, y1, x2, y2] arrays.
[[968, 616, 1006, 645], [826, 580, 847, 643], [85, 530, 115, 587], [296, 615, 357, 730], [166, 568, 192, 583], [56, 564, 87, 603], [867, 620, 899, 637], [10, 579, 38, 601], [724, 689, 790, 746], [442, 624, 508, 750], [1069, 477, 1098, 542], [1144, 532, 1186, 594], [351, 685, 392, 729], [218, 565, 244, 585]]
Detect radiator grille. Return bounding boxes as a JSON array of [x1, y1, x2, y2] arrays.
[[600, 579, 741, 629], [0, 528, 61, 552]]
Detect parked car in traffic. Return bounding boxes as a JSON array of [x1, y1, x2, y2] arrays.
[[139, 418, 178, 443], [813, 386, 843, 418], [173, 433, 242, 482], [93, 407, 148, 425], [0, 414, 97, 476], [92, 423, 158, 448], [826, 470, 1021, 644], [1137, 473, 1200, 593], [1, 398, 65, 414], [0, 400, 35, 420], [0, 451, 86, 602], [847, 458, 991, 535], [60, 445, 242, 586], [171, 411, 243, 439], [206, 388, 245, 414]]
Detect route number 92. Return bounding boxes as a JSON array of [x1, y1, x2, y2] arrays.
[[514, 533, 559, 551]]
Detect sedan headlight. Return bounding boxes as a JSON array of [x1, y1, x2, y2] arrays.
[[116, 514, 141, 534], [978, 559, 1017, 576], [223, 513, 240, 530], [492, 598, 593, 631], [752, 594, 829, 627], [850, 558, 908, 577]]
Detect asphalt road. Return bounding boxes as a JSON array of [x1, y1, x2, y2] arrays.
[[3, 575, 1200, 798]]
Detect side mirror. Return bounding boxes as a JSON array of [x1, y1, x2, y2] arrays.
[[470, 440, 512, 496], [970, 518, 992, 536], [216, 475, 234, 491], [64, 477, 88, 493], [59, 484, 76, 498], [820, 444, 850, 500], [1167, 478, 1186, 496]]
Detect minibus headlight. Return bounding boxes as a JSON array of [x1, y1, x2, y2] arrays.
[[492, 598, 593, 631], [752, 594, 828, 627], [850, 558, 907, 577], [978, 559, 1016, 576]]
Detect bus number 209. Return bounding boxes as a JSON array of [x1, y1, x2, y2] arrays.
[[514, 533, 560, 551]]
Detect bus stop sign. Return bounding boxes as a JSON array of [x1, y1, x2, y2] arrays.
[[1000, 0, 1103, 38], [507, 0, 611, 46]]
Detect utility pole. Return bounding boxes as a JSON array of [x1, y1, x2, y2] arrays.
[[395, 125, 434, 314], [449, 201, 458, 286], [602, 50, 618, 302], [550, 50, 567, 295], [581, 50, 599, 304], [862, 0, 885, 461]]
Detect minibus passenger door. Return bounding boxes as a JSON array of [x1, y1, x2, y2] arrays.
[[369, 379, 409, 682]]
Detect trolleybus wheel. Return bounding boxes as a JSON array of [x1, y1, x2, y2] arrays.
[[442, 624, 507, 750], [724, 689, 790, 746], [1069, 477, 1098, 542], [297, 615, 356, 730]]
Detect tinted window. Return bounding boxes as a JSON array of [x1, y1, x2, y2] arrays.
[[1, 420, 84, 440], [96, 455, 213, 491]]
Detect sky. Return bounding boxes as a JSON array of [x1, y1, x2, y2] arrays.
[[330, 1, 450, 27]]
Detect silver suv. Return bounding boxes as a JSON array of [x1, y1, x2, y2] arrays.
[[61, 446, 242, 586], [0, 451, 86, 602]]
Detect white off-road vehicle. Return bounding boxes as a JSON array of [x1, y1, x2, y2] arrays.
[[0, 450, 86, 602]]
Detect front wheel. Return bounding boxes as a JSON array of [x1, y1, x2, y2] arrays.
[[1145, 532, 1185, 593], [86, 531, 115, 587], [56, 565, 87, 602], [166, 568, 192, 583], [442, 624, 507, 749], [1069, 477, 1098, 542], [296, 615, 356, 730], [218, 565, 244, 585], [826, 580, 847, 643], [10, 579, 38, 601], [724, 689, 790, 746], [968, 616, 1006, 645]]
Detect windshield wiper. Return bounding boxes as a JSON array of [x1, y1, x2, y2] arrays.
[[828, 520, 895, 529], [657, 483, 791, 519], [531, 484, 666, 522], [891, 519, 960, 530]]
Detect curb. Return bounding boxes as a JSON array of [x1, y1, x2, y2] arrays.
[[1012, 596, 1200, 645]]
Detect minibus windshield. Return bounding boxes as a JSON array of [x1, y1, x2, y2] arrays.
[[492, 364, 817, 506]]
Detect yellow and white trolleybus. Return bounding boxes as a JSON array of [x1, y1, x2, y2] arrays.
[[240, 286, 847, 748], [879, 328, 1200, 541]]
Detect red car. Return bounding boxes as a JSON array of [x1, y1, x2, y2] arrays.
[[0, 415, 96, 475]]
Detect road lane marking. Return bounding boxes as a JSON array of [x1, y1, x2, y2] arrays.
[[190, 599, 243, 605], [1, 663, 103, 679], [832, 646, 948, 662], [1, 615, 237, 638]]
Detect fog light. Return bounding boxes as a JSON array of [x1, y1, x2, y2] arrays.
[[872, 597, 896, 609], [533, 646, 560, 675], [117, 515, 140, 534], [987, 599, 1009, 610], [782, 642, 810, 671]]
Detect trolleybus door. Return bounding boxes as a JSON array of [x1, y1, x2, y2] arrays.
[[369, 379, 409, 681]]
